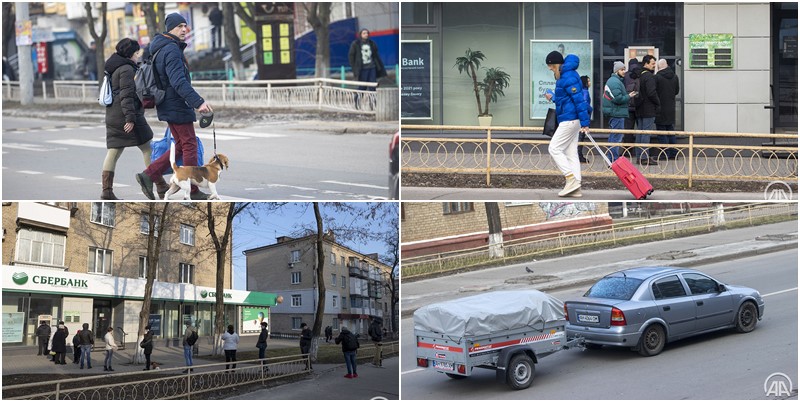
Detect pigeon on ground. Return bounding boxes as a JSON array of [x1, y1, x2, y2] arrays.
[[525, 266, 534, 273]]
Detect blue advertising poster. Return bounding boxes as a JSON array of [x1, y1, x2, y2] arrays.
[[530, 40, 593, 120], [401, 40, 433, 120], [148, 314, 162, 337]]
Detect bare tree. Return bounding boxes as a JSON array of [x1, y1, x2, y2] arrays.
[[222, 2, 244, 79], [2, 2, 15, 58], [380, 207, 400, 335], [140, 2, 165, 43], [84, 2, 107, 84], [303, 2, 331, 78], [485, 202, 504, 258], [133, 203, 170, 364]]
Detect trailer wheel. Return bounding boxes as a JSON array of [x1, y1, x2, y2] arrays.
[[445, 373, 467, 380], [506, 354, 535, 390]]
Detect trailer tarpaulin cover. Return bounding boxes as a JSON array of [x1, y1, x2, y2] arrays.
[[413, 290, 565, 336]]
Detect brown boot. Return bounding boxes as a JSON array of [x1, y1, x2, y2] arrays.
[[100, 171, 120, 200], [152, 175, 170, 200]]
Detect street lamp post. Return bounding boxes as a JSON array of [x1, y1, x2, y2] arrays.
[[16, 2, 34, 105]]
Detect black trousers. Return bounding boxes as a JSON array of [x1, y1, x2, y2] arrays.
[[144, 352, 151, 369], [38, 336, 49, 355], [224, 349, 237, 370], [73, 345, 81, 362]]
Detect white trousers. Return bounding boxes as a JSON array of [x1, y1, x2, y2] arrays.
[[548, 119, 582, 182]]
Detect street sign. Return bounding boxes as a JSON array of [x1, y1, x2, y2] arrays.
[[401, 40, 433, 120]]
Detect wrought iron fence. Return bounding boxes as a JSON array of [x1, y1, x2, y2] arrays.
[[2, 341, 398, 400], [401, 125, 798, 186], [401, 203, 796, 279]]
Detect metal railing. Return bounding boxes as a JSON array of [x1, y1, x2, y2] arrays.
[[401, 203, 796, 279], [2, 78, 384, 115], [401, 125, 798, 187]]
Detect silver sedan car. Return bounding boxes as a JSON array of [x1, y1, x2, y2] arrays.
[[565, 267, 765, 356]]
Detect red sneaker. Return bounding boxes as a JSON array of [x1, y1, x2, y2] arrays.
[[353, 373, 358, 378], [344, 374, 353, 378]]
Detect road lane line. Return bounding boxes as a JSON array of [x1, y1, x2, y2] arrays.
[[762, 287, 798, 298], [54, 176, 84, 181], [18, 170, 43, 175], [48, 139, 107, 148], [291, 195, 316, 199], [402, 368, 426, 375], [321, 180, 388, 190]]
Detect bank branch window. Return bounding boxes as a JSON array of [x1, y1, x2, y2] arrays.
[[179, 263, 195, 284], [180, 224, 195, 246], [91, 202, 116, 227], [88, 247, 113, 275], [16, 228, 66, 267]]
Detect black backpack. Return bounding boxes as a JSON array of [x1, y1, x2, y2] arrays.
[[135, 48, 165, 109], [344, 333, 359, 350], [186, 330, 198, 346]]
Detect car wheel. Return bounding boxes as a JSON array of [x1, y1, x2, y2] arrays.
[[445, 373, 467, 380], [735, 302, 758, 333], [637, 324, 665, 357], [584, 343, 603, 350], [506, 354, 535, 390]]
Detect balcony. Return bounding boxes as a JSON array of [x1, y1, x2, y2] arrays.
[[348, 267, 368, 279], [18, 203, 71, 230]]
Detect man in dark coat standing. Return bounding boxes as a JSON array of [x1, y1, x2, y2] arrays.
[[136, 13, 213, 201], [348, 29, 386, 92], [368, 317, 384, 368], [141, 324, 154, 370], [622, 58, 641, 148], [299, 322, 313, 370], [35, 321, 51, 356], [208, 6, 223, 49], [655, 59, 680, 160], [634, 54, 660, 165]]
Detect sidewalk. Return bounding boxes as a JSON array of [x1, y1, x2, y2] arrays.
[[401, 220, 798, 317], [1, 102, 398, 134], [228, 357, 399, 400], [401, 186, 794, 201]]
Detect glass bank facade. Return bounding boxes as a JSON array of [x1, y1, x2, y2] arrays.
[[401, 2, 797, 133]]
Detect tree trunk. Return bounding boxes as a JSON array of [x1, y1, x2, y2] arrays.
[[222, 2, 243, 79], [310, 202, 326, 362], [712, 202, 726, 228], [84, 2, 107, 85], [485, 202, 504, 258], [469, 64, 482, 115], [2, 3, 15, 58], [142, 2, 165, 43], [134, 203, 170, 364], [305, 3, 331, 78]]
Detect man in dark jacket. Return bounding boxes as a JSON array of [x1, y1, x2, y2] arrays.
[[622, 58, 641, 147], [324, 325, 333, 343], [335, 326, 359, 378], [141, 324, 154, 370], [35, 321, 51, 356], [51, 325, 68, 365], [78, 323, 94, 369], [299, 323, 313, 370], [348, 29, 386, 91], [256, 321, 268, 371], [135, 13, 213, 201], [634, 55, 660, 165], [82, 41, 98, 81], [655, 59, 680, 160], [208, 6, 223, 49], [368, 317, 384, 368]]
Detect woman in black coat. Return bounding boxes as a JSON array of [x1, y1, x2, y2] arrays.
[[51, 326, 68, 365], [100, 38, 155, 200], [141, 325, 154, 370]]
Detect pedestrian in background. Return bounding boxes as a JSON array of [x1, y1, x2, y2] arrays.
[[35, 321, 51, 356], [182, 322, 195, 373], [48, 321, 68, 361], [72, 332, 81, 364], [634, 54, 661, 165], [51, 325, 68, 365], [78, 323, 94, 370], [655, 58, 680, 160], [141, 325, 154, 370], [325, 325, 333, 343], [602, 61, 635, 162], [335, 326, 359, 379], [623, 58, 641, 153], [544, 51, 591, 198], [135, 12, 214, 201], [348, 28, 387, 108], [368, 317, 384, 368], [299, 323, 313, 370], [208, 5, 223, 49], [101, 38, 155, 200], [104, 327, 118, 371], [221, 324, 240, 372], [256, 321, 268, 371], [578, 75, 593, 163], [83, 41, 98, 81]]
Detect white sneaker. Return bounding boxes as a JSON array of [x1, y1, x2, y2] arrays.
[[566, 188, 583, 198], [558, 177, 581, 197]]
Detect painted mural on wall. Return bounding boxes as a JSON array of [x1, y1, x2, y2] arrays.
[[539, 202, 597, 221]]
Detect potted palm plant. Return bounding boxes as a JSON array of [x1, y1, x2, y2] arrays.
[[454, 49, 511, 126]]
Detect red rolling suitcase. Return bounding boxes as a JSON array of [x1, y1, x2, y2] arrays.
[[586, 131, 654, 200]]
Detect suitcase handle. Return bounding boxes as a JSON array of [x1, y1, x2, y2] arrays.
[[584, 131, 614, 168]]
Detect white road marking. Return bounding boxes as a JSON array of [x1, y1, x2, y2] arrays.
[[55, 176, 84, 181], [95, 182, 130, 188], [291, 195, 316, 199], [762, 287, 798, 297], [195, 133, 249, 141], [402, 368, 426, 375], [18, 170, 43, 175], [48, 139, 107, 148], [267, 184, 317, 191], [197, 130, 286, 139], [3, 143, 61, 152], [321, 180, 388, 190], [245, 188, 265, 191]]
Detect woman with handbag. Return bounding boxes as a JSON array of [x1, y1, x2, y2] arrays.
[[141, 325, 154, 370], [544, 51, 591, 198], [100, 38, 167, 199]]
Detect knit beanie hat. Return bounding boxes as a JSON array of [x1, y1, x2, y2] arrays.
[[165, 13, 187, 32], [613, 61, 625, 74], [545, 51, 564, 65]]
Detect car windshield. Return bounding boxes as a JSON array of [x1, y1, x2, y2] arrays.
[[584, 276, 644, 300]]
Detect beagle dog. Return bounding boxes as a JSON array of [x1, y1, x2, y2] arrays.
[[163, 141, 229, 200]]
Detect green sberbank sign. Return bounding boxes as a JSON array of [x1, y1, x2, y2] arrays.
[[200, 290, 232, 299], [13, 272, 89, 288]]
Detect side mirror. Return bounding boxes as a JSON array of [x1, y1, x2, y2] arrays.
[[717, 284, 727, 293]]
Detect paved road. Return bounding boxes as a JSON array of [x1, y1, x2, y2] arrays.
[[400, 248, 798, 399], [2, 117, 393, 200]]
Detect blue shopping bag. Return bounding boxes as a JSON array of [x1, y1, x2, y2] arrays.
[[151, 127, 204, 175]]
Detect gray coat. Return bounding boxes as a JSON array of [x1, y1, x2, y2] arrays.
[[104, 53, 153, 148]]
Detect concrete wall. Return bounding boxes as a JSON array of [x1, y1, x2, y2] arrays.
[[683, 3, 772, 133]]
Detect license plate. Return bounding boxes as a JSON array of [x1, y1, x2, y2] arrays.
[[578, 314, 599, 323], [432, 360, 454, 371]]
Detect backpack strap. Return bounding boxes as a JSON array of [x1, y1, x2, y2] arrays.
[[149, 47, 165, 91]]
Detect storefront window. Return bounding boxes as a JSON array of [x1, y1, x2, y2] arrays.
[[196, 303, 213, 336], [401, 2, 434, 26], [165, 301, 180, 339], [602, 3, 679, 57]]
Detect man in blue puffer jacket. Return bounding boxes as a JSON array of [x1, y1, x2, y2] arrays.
[[135, 13, 214, 200], [545, 51, 590, 198]]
